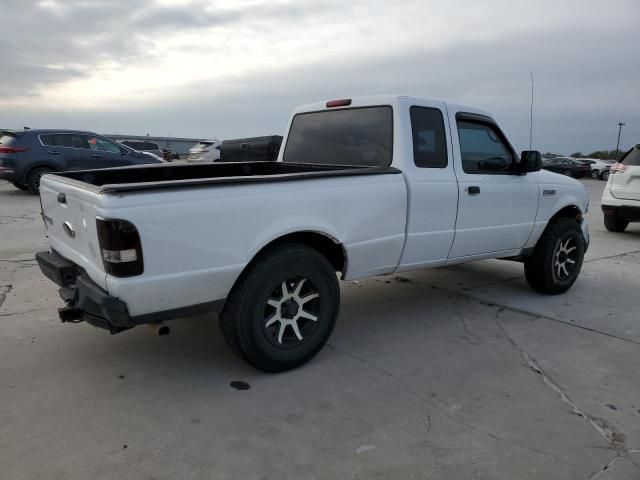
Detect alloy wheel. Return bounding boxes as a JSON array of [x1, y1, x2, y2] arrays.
[[262, 277, 321, 347], [553, 236, 578, 280]]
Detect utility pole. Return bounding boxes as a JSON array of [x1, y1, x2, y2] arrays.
[[529, 71, 534, 150], [615, 122, 626, 159]]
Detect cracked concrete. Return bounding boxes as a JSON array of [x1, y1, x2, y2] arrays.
[[1, 178, 639, 479]]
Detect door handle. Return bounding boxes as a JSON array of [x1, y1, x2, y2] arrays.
[[48, 151, 61, 155], [240, 143, 249, 148], [467, 186, 481, 195], [91, 154, 102, 158]]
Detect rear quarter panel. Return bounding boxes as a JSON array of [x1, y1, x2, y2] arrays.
[[101, 174, 407, 316]]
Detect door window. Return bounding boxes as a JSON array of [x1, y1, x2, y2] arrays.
[[40, 134, 89, 149], [87, 135, 122, 154], [410, 107, 447, 168], [457, 120, 515, 174]]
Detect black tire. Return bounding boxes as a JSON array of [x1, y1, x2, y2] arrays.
[[27, 167, 53, 194], [591, 170, 600, 179], [11, 182, 29, 191], [220, 242, 340, 372], [562, 169, 572, 177], [601, 171, 610, 181], [604, 214, 628, 232], [524, 218, 585, 294]]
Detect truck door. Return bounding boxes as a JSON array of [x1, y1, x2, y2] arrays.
[[448, 112, 538, 258], [397, 100, 459, 269]]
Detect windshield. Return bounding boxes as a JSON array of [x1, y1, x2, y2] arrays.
[[283, 106, 393, 166]]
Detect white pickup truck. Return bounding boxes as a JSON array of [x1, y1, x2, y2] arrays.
[[36, 95, 589, 372]]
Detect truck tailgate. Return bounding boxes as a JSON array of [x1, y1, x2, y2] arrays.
[[39, 174, 107, 290]]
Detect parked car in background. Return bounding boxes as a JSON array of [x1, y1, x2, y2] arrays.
[[220, 135, 282, 162], [577, 158, 612, 180], [601, 144, 640, 232], [542, 157, 591, 178], [35, 95, 588, 372], [118, 142, 165, 162], [0, 129, 164, 193], [187, 139, 221, 162], [117, 139, 165, 160]]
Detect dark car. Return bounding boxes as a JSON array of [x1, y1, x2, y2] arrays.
[[0, 129, 164, 193], [541, 157, 591, 178], [116, 139, 166, 160], [220, 135, 283, 162]]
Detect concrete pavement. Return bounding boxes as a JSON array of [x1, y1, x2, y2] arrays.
[[0, 179, 638, 479]]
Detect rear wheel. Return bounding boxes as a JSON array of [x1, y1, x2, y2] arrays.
[[591, 170, 600, 179], [525, 218, 585, 294], [11, 182, 28, 191], [27, 167, 53, 194], [604, 214, 628, 232], [601, 170, 610, 181], [220, 243, 340, 372], [562, 169, 572, 177]]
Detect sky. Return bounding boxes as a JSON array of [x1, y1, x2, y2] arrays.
[[0, 0, 638, 154]]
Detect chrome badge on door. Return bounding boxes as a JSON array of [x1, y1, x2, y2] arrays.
[[63, 221, 76, 239]]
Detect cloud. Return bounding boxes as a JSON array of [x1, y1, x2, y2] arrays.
[[0, 0, 638, 153]]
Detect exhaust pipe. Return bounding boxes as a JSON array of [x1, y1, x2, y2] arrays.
[[147, 322, 170, 336], [58, 306, 84, 323]]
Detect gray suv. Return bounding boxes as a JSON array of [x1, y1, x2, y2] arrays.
[[0, 129, 164, 193]]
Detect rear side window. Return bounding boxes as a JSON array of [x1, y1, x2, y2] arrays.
[[0, 133, 17, 145], [193, 142, 214, 150], [410, 106, 447, 168], [40, 134, 88, 149], [456, 120, 515, 174], [621, 147, 640, 166], [283, 106, 393, 167]]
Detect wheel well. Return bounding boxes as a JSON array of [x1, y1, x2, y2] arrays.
[[25, 164, 55, 181], [254, 232, 347, 275], [550, 205, 582, 225]]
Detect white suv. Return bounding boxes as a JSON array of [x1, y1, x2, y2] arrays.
[[601, 145, 640, 232], [187, 139, 221, 162]]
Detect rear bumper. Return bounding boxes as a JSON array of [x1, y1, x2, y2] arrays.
[[0, 166, 17, 182], [36, 251, 223, 333], [602, 205, 640, 222], [36, 251, 133, 333]]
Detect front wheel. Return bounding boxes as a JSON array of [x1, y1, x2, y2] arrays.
[[591, 170, 600, 179], [220, 243, 340, 372], [601, 170, 610, 181], [562, 169, 572, 177], [525, 218, 585, 294]]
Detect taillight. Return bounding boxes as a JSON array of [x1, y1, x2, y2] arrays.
[[0, 146, 28, 153], [609, 162, 628, 174], [96, 218, 143, 277]]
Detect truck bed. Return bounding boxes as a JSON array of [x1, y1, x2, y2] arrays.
[[49, 161, 400, 194]]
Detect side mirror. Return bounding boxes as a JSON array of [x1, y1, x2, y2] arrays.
[[518, 150, 542, 174]]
